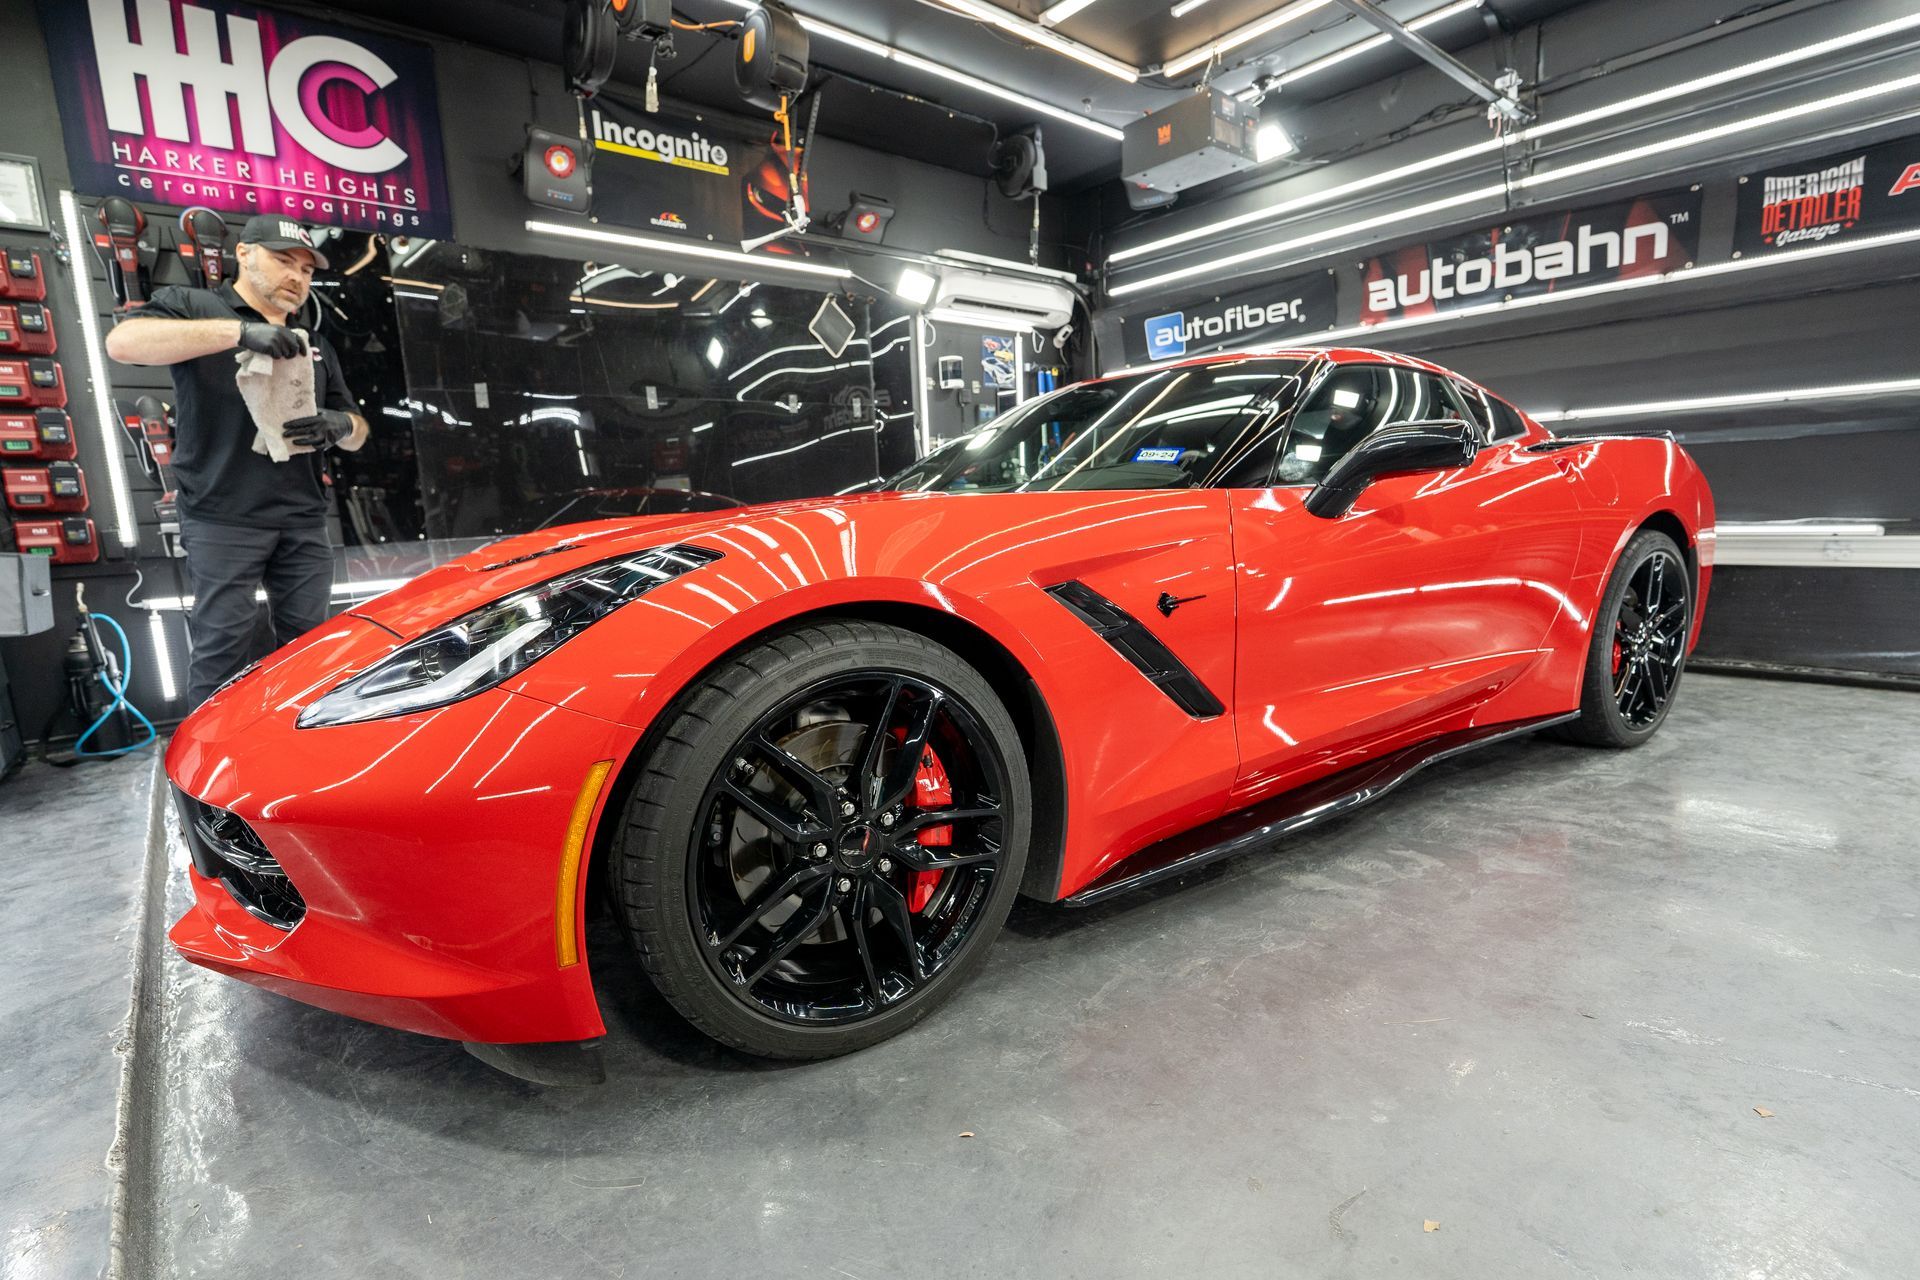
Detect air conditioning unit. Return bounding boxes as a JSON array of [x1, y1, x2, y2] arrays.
[[927, 267, 1074, 331]]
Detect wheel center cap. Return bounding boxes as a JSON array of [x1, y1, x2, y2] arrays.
[[834, 824, 879, 872]]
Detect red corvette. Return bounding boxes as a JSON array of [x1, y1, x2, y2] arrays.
[[166, 348, 1714, 1080]]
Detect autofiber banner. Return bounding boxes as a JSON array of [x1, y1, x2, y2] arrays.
[[1361, 187, 1703, 324], [586, 99, 776, 246], [1735, 134, 1920, 256], [38, 0, 452, 236], [1122, 271, 1336, 366]]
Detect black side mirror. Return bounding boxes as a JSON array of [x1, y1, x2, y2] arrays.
[[1304, 419, 1479, 519]]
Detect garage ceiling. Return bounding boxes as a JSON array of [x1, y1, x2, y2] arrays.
[[322, 0, 1596, 189]]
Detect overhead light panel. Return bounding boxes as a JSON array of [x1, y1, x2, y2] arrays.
[[1163, 0, 1333, 77], [1170, 0, 1219, 17], [1238, 0, 1481, 98], [896, 267, 937, 305], [1530, 379, 1920, 423], [1040, 0, 1102, 24], [934, 0, 1136, 78], [705, 0, 1128, 135], [525, 218, 854, 280]]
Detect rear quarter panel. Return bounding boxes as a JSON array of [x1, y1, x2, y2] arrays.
[[1560, 435, 1716, 650]]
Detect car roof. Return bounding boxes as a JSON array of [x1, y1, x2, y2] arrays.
[[1088, 346, 1469, 385]]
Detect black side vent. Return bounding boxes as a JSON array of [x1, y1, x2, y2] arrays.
[[1044, 581, 1226, 718], [173, 789, 306, 930]]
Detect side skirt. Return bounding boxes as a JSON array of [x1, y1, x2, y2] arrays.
[[1063, 712, 1578, 907]]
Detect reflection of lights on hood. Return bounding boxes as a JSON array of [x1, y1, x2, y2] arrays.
[[707, 338, 726, 368]]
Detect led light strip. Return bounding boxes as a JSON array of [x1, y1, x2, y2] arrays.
[[1039, 0, 1102, 25], [57, 190, 139, 548], [1163, 0, 1333, 76], [933, 0, 1137, 81], [1238, 0, 1482, 99], [706, 0, 1125, 139], [1530, 378, 1920, 423], [1109, 70, 1920, 297], [147, 611, 178, 702], [1116, 11, 1920, 267], [525, 219, 853, 279], [1102, 225, 1920, 376]]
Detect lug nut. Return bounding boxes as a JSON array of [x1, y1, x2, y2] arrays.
[[840, 801, 857, 817], [733, 757, 752, 775], [877, 858, 892, 874], [879, 812, 893, 828], [837, 877, 853, 892], [811, 843, 828, 859]]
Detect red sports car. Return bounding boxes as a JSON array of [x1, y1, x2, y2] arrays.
[[166, 348, 1714, 1081]]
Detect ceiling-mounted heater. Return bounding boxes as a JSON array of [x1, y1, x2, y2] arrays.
[[928, 267, 1074, 331]]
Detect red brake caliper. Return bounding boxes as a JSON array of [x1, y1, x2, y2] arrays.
[[907, 741, 953, 912]]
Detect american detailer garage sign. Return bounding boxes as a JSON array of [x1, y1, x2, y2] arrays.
[[38, 0, 452, 236]]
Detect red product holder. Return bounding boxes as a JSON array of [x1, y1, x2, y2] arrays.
[[0, 303, 56, 355], [2, 462, 85, 513], [0, 358, 66, 409], [10, 516, 99, 564], [0, 409, 75, 461], [0, 248, 46, 303]]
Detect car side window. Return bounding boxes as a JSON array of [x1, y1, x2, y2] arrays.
[[1275, 366, 1477, 486], [1453, 381, 1494, 437], [1486, 396, 1530, 441]]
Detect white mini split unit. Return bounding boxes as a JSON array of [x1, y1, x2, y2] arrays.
[[926, 267, 1075, 332]]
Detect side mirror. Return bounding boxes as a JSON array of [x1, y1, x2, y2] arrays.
[[1304, 419, 1479, 519]]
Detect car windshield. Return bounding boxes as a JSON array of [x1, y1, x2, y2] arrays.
[[880, 356, 1312, 494]]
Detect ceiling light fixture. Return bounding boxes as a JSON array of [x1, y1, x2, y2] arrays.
[[526, 218, 853, 280], [1529, 379, 1920, 423], [1170, 0, 1219, 17], [934, 0, 1137, 79], [705, 0, 1128, 136], [1039, 0, 1102, 25], [896, 266, 938, 304], [1125, 10, 1920, 267], [1237, 0, 1481, 99], [1162, 0, 1334, 77], [1256, 121, 1296, 162]]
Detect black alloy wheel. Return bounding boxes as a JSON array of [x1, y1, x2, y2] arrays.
[[1612, 549, 1690, 728], [1558, 528, 1692, 748], [612, 621, 1030, 1058]]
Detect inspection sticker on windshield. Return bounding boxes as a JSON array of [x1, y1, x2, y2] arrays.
[[1133, 447, 1182, 464]]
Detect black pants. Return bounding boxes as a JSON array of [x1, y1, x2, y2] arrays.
[[180, 516, 334, 706]]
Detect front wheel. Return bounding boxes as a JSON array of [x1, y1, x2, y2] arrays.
[[1558, 529, 1692, 748], [610, 620, 1030, 1058]]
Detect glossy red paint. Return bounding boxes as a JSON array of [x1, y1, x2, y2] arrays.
[[166, 347, 1715, 1048]]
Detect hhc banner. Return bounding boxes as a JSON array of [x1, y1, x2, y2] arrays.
[[1734, 134, 1920, 256], [1361, 188, 1702, 324], [1121, 270, 1336, 366], [38, 0, 453, 236]]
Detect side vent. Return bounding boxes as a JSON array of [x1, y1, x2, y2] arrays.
[[1044, 581, 1225, 718]]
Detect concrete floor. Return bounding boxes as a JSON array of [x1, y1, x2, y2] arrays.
[[6, 672, 1919, 1278]]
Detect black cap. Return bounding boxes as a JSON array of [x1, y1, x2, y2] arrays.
[[235, 215, 330, 270]]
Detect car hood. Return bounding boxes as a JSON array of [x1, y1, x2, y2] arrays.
[[348, 491, 931, 640]]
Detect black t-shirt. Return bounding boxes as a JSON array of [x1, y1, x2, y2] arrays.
[[137, 284, 355, 529]]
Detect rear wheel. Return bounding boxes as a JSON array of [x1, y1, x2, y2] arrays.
[[1558, 529, 1692, 748], [610, 620, 1029, 1058]]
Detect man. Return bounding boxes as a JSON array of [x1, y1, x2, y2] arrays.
[[104, 215, 369, 705]]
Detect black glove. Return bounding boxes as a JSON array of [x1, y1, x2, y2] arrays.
[[236, 321, 304, 359], [281, 409, 354, 450]]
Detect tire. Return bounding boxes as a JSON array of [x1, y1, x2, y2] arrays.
[[610, 619, 1031, 1059], [1556, 529, 1692, 748]]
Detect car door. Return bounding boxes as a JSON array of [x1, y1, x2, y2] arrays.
[[1228, 361, 1587, 803]]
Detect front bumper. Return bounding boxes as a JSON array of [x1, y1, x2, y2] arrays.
[[166, 636, 637, 1045]]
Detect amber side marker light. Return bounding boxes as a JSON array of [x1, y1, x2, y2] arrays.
[[557, 760, 616, 968]]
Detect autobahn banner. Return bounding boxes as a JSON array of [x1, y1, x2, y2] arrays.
[[1734, 134, 1920, 256], [1361, 188, 1703, 324]]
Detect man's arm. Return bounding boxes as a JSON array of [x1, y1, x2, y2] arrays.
[[336, 412, 371, 452], [103, 315, 244, 366]]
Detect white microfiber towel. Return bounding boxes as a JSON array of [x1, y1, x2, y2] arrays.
[[234, 329, 318, 462]]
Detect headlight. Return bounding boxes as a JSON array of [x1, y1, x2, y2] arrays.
[[297, 544, 722, 728]]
